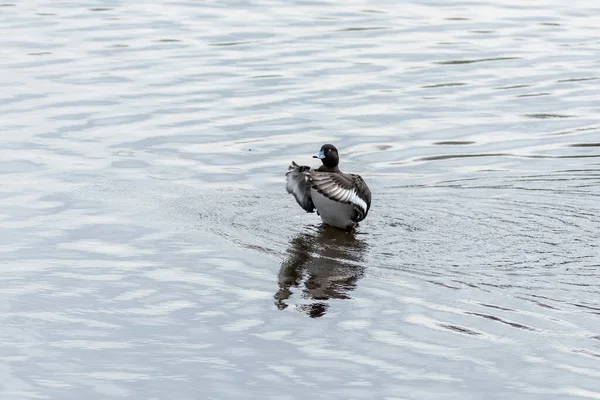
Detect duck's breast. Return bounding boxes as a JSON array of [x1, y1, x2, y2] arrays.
[[310, 188, 355, 229]]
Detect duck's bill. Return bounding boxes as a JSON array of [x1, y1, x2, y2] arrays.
[[313, 150, 325, 159]]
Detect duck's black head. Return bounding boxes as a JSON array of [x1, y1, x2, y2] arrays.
[[313, 144, 339, 168]]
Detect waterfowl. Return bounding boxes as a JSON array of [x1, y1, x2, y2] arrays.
[[286, 144, 371, 230]]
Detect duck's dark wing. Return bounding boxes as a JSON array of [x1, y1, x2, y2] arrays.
[[286, 161, 315, 213], [309, 172, 371, 222]]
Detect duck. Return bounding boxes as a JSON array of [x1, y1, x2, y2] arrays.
[[286, 144, 372, 230]]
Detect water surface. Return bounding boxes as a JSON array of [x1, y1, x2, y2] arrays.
[[1, 0, 600, 399]]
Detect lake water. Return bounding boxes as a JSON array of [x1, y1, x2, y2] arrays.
[[1, 0, 600, 399]]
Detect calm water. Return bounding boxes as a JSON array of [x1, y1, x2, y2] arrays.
[[1, 0, 600, 399]]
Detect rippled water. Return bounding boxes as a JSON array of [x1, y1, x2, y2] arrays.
[[2, 0, 600, 398]]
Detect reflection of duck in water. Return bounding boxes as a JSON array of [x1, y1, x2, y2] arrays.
[[286, 144, 372, 231], [274, 226, 368, 318]]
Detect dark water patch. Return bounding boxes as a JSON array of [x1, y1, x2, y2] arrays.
[[210, 41, 258, 46], [529, 294, 564, 303], [314, 16, 338, 20], [449, 279, 485, 290], [516, 92, 550, 97], [540, 22, 561, 26], [551, 126, 599, 136], [557, 77, 598, 82], [251, 74, 283, 79], [445, 17, 470, 21], [89, 8, 111, 11], [573, 349, 600, 359], [336, 27, 388, 32], [466, 312, 537, 331], [427, 281, 461, 290], [471, 30, 494, 34], [517, 297, 559, 310], [554, 155, 600, 159], [479, 303, 515, 312], [433, 141, 475, 146], [27, 52, 52, 56], [436, 57, 520, 65], [524, 113, 575, 119], [570, 303, 600, 312], [154, 39, 182, 43], [438, 324, 481, 336], [422, 82, 466, 88], [361, 9, 386, 13]]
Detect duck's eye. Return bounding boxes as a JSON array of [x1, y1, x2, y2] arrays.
[[327, 148, 331, 153]]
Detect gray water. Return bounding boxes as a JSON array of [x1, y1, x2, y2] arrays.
[[1, 0, 600, 399]]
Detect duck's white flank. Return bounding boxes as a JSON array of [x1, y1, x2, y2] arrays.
[[310, 188, 355, 229]]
